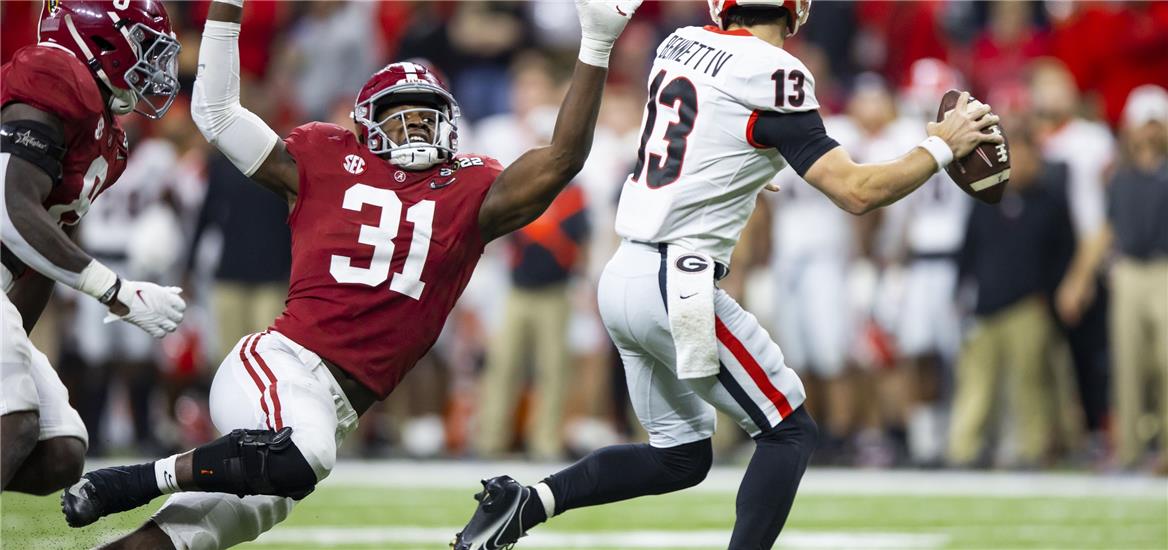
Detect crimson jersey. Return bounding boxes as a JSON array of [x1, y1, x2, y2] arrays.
[[1, 44, 128, 226], [271, 123, 500, 398]]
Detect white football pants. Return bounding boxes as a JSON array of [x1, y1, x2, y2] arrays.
[[0, 289, 88, 446], [152, 330, 358, 550], [599, 241, 806, 447]]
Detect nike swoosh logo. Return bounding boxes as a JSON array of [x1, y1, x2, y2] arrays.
[[616, 6, 628, 16], [680, 293, 698, 300], [429, 177, 456, 189], [136, 290, 145, 303]]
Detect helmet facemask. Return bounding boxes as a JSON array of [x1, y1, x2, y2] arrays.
[[121, 22, 181, 119], [354, 87, 459, 171]]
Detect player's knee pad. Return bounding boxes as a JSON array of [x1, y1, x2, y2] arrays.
[[192, 427, 319, 500], [655, 438, 713, 489]]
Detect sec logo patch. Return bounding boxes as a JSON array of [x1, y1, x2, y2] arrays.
[[343, 154, 366, 175]]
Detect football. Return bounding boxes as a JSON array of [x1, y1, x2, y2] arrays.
[[936, 89, 1010, 204]]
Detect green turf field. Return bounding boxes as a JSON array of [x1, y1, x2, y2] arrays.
[[3, 464, 1165, 549]]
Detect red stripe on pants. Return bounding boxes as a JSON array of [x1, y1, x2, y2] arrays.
[[238, 333, 273, 429], [248, 332, 284, 430], [715, 317, 794, 419]]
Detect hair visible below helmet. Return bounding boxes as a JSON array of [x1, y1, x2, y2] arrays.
[[38, 0, 180, 119], [707, 0, 811, 37], [353, 61, 460, 171]]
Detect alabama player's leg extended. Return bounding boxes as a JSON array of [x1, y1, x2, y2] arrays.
[[2, 293, 87, 494], [454, 242, 817, 550], [66, 331, 358, 550]]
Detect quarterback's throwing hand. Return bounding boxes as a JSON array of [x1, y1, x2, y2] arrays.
[[576, 0, 643, 67], [104, 281, 186, 338]]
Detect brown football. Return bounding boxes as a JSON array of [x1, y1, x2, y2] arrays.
[[936, 89, 1010, 204]]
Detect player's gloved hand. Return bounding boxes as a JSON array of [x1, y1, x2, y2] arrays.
[[926, 91, 1002, 158], [103, 280, 186, 338], [576, 0, 643, 67]]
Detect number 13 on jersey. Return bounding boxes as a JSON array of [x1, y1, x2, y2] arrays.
[[329, 184, 434, 300], [632, 69, 699, 189]]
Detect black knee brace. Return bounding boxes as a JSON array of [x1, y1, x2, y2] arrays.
[[191, 427, 318, 500]]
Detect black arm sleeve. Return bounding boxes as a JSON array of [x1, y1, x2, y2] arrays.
[[750, 110, 839, 177], [0, 120, 66, 183]]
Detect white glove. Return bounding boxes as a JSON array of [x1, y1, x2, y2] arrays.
[[103, 280, 186, 338], [576, 0, 642, 67]]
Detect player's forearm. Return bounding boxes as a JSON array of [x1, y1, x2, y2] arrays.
[[546, 62, 607, 178], [207, 0, 243, 23], [848, 148, 939, 214], [2, 175, 92, 284], [192, 0, 279, 178]]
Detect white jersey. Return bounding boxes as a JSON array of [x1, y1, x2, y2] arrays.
[[614, 26, 822, 265], [878, 117, 970, 256]]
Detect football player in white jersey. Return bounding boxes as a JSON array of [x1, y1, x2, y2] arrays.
[[453, 1, 1002, 548], [884, 59, 972, 466]]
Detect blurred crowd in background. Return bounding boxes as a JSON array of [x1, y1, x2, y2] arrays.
[[2, 0, 1166, 474]]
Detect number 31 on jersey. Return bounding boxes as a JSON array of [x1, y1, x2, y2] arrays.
[[329, 184, 433, 300]]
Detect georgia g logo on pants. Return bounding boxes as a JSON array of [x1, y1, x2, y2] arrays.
[[675, 254, 710, 273]]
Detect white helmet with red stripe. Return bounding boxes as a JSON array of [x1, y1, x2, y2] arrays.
[[707, 0, 811, 37]]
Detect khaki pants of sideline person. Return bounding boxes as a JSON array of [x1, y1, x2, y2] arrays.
[[949, 296, 1054, 466], [1111, 259, 1168, 467], [213, 282, 288, 359], [477, 284, 571, 460]]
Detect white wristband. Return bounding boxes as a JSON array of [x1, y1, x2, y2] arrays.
[[76, 260, 119, 302], [213, 0, 244, 7], [918, 136, 954, 171], [578, 35, 614, 68]]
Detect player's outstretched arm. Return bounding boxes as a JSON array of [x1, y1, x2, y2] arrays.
[[1, 104, 184, 337], [804, 91, 1002, 215], [478, 0, 640, 243], [193, 0, 298, 203]]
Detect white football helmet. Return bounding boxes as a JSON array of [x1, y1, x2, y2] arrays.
[[707, 0, 811, 37]]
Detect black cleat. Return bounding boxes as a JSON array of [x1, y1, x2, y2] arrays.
[[61, 466, 157, 528], [451, 476, 536, 550]]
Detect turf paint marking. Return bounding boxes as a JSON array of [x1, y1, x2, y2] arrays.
[[255, 527, 949, 548]]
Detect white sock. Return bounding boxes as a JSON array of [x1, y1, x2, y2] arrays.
[[154, 455, 181, 494], [534, 482, 556, 519]]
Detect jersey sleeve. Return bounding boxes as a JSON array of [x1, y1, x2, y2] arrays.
[[730, 50, 820, 114], [747, 109, 839, 176], [2, 46, 104, 122], [283, 122, 353, 162], [457, 154, 503, 252]]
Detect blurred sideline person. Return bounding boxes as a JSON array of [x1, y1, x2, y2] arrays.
[[72, 132, 187, 456], [761, 117, 858, 464], [1, 0, 185, 494], [451, 1, 1002, 549], [477, 183, 590, 461], [61, 2, 642, 550], [1031, 59, 1115, 442], [1058, 85, 1168, 472], [885, 59, 972, 467], [949, 123, 1075, 468]]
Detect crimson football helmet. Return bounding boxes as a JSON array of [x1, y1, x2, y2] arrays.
[[353, 61, 460, 171], [707, 0, 811, 37], [38, 0, 180, 119]]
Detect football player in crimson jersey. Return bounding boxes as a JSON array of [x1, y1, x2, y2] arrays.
[[1, 0, 185, 496], [61, 0, 642, 547], [452, 1, 1004, 549]]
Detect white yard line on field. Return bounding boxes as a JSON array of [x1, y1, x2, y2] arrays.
[[313, 460, 1168, 500], [81, 458, 1168, 499], [253, 526, 949, 549]]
